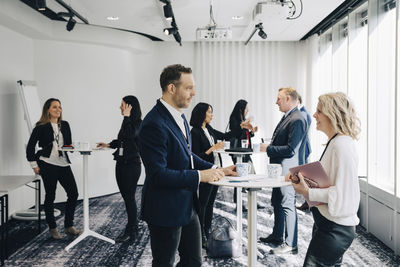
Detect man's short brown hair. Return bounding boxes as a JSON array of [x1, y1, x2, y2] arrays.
[[279, 87, 299, 102], [160, 64, 192, 92]]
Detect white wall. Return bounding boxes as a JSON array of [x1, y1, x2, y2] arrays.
[[133, 42, 196, 116], [0, 24, 37, 214], [33, 40, 140, 201]]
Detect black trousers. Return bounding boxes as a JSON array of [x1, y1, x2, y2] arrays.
[[148, 209, 202, 267], [198, 182, 218, 237], [303, 208, 355, 267], [115, 161, 141, 231], [38, 160, 78, 229]]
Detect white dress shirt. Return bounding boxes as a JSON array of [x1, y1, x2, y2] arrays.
[[30, 123, 69, 168], [308, 135, 360, 226], [160, 98, 188, 140]]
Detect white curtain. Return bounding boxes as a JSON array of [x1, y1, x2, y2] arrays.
[[193, 41, 309, 143]]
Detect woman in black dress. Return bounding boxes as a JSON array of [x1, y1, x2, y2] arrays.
[[190, 102, 230, 247], [97, 95, 142, 242]]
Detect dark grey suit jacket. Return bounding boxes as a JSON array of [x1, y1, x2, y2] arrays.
[[267, 107, 308, 175]]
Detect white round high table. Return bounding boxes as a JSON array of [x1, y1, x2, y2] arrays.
[[213, 149, 257, 250], [211, 175, 291, 267], [60, 148, 115, 251]]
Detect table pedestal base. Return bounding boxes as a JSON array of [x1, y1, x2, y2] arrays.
[[65, 229, 115, 251]]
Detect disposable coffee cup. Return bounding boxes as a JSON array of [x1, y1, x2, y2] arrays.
[[74, 141, 81, 149], [241, 139, 249, 148], [224, 141, 230, 149], [236, 163, 250, 177], [82, 142, 91, 151], [252, 143, 260, 152], [266, 164, 282, 178]]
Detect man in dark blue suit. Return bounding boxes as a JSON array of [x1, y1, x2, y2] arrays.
[[298, 95, 312, 164], [259, 87, 308, 255], [297, 95, 312, 211], [139, 64, 236, 267]]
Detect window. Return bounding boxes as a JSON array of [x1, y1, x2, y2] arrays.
[[348, 4, 368, 178], [368, 0, 396, 193], [332, 18, 349, 93]]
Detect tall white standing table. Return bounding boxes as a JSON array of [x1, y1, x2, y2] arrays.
[[211, 175, 291, 267], [215, 150, 253, 246], [60, 148, 115, 251]]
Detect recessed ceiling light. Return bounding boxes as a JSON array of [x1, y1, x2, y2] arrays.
[[232, 16, 243, 20], [107, 16, 119, 21]]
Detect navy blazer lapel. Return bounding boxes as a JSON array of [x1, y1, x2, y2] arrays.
[[155, 100, 191, 156], [273, 108, 298, 141]]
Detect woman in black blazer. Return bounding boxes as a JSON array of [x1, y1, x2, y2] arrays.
[[97, 95, 142, 243], [190, 102, 230, 248], [26, 98, 80, 240], [228, 99, 258, 158], [228, 99, 260, 208]]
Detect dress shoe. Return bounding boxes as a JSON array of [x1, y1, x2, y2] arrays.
[[297, 201, 310, 211], [235, 205, 247, 212], [270, 243, 298, 255], [201, 233, 208, 249], [259, 234, 283, 246], [49, 228, 62, 239], [257, 203, 265, 209], [64, 226, 81, 237], [115, 230, 136, 243]]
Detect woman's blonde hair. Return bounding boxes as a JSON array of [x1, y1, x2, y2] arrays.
[[318, 92, 361, 140], [36, 98, 62, 126]]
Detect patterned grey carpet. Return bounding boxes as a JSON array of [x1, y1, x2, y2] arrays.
[[4, 186, 400, 266]]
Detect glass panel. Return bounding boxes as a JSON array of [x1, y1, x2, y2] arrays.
[[368, 0, 396, 193], [332, 18, 349, 93], [348, 3, 368, 178]]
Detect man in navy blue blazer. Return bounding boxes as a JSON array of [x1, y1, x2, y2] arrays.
[[139, 64, 236, 267], [259, 87, 308, 255], [298, 95, 312, 164], [297, 95, 312, 211]]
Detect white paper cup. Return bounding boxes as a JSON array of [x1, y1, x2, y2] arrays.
[[236, 163, 250, 177], [241, 139, 249, 148], [252, 143, 260, 152], [224, 141, 230, 149], [74, 141, 81, 149], [266, 164, 282, 178], [82, 142, 91, 151]]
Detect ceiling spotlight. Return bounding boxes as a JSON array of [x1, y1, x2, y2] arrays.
[[163, 4, 173, 21], [173, 32, 182, 46], [258, 29, 267, 39], [107, 16, 119, 21], [66, 17, 76, 31], [36, 0, 46, 11], [232, 16, 243, 20], [245, 22, 267, 45], [164, 27, 178, 35], [256, 23, 267, 39]]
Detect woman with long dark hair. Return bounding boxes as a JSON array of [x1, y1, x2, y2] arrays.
[[228, 99, 258, 207], [26, 98, 80, 239], [190, 102, 229, 247], [228, 99, 258, 155], [97, 95, 142, 242]]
